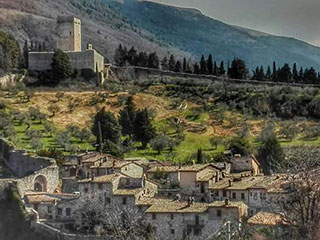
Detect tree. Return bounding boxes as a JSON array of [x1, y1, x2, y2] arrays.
[[138, 51, 149, 67], [200, 55, 207, 74], [30, 137, 44, 151], [148, 52, 159, 69], [193, 63, 200, 74], [228, 137, 251, 156], [44, 121, 56, 137], [133, 109, 156, 149], [47, 104, 60, 117], [277, 63, 292, 82], [51, 49, 72, 82], [210, 136, 222, 150], [150, 134, 170, 154], [174, 60, 182, 73], [272, 61, 277, 81], [229, 59, 248, 79], [25, 129, 42, 139], [55, 130, 71, 150], [168, 54, 176, 71], [183, 58, 187, 72], [92, 107, 121, 149], [292, 63, 299, 82], [114, 44, 127, 66], [197, 148, 203, 164], [66, 124, 81, 138], [119, 96, 136, 138], [127, 46, 138, 66], [304, 67, 318, 84], [161, 56, 169, 70], [23, 40, 29, 69], [219, 61, 226, 76], [207, 54, 213, 74], [258, 124, 284, 174], [266, 65, 272, 79], [76, 128, 92, 143]]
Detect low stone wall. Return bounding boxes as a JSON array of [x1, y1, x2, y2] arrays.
[[0, 138, 59, 197], [31, 221, 114, 240]]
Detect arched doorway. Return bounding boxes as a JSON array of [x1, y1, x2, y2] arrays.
[[34, 175, 48, 192]]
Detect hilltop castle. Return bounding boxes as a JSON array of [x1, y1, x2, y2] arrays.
[[28, 16, 105, 81]]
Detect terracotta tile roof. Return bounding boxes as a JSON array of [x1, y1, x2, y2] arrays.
[[77, 173, 123, 183], [113, 188, 143, 196], [146, 199, 209, 213], [248, 212, 288, 226], [25, 193, 77, 204], [81, 154, 108, 163], [148, 166, 180, 173], [135, 197, 156, 206], [148, 164, 217, 174], [196, 168, 218, 182]]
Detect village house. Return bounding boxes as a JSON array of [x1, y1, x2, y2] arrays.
[[229, 154, 262, 175]]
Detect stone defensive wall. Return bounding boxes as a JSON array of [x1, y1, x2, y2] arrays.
[[112, 66, 320, 88], [0, 138, 59, 197], [28, 49, 104, 73]]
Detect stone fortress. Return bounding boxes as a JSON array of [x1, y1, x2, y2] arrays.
[[28, 16, 105, 82]]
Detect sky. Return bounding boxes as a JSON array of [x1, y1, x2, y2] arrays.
[[149, 0, 320, 47]]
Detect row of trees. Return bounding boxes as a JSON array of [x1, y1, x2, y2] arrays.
[[252, 62, 320, 84]]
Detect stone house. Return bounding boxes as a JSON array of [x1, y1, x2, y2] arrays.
[[145, 198, 248, 240], [230, 154, 262, 175]]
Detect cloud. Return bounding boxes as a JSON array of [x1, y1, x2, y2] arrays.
[[148, 0, 320, 46]]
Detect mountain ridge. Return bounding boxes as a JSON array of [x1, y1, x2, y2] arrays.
[[1, 0, 320, 70]]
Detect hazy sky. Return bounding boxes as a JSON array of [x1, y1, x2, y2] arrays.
[[149, 0, 320, 47]]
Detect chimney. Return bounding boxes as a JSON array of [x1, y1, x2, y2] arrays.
[[225, 198, 229, 206], [87, 43, 93, 50], [228, 179, 232, 187]]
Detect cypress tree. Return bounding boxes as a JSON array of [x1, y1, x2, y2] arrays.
[[292, 63, 299, 82], [272, 61, 277, 81], [183, 58, 187, 72], [193, 63, 200, 74], [161, 56, 169, 70], [174, 60, 182, 73], [134, 109, 156, 149], [200, 55, 207, 74], [219, 61, 226, 76], [266, 66, 271, 79], [207, 54, 213, 75], [299, 67, 304, 83], [197, 148, 203, 164], [259, 66, 265, 81], [51, 49, 72, 82], [169, 54, 176, 72], [23, 40, 29, 69], [213, 61, 218, 76]]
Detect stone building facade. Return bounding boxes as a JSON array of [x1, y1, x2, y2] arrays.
[[28, 16, 105, 78]]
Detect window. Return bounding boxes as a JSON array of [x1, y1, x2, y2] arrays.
[[217, 209, 222, 217], [66, 208, 71, 216], [195, 215, 200, 225], [194, 229, 201, 236], [126, 178, 130, 185], [105, 197, 111, 205], [254, 193, 258, 200], [171, 229, 175, 235], [122, 197, 127, 205], [241, 193, 245, 200], [57, 208, 62, 216], [84, 188, 88, 193], [98, 184, 103, 190], [223, 190, 227, 197], [47, 206, 52, 214], [170, 214, 174, 220], [152, 214, 156, 220], [232, 192, 236, 199]]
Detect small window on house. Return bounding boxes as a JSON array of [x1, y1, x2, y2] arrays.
[[105, 197, 111, 205], [98, 184, 103, 190], [170, 214, 174, 220], [57, 208, 62, 216], [194, 229, 201, 236], [223, 190, 227, 197], [126, 178, 130, 185], [47, 206, 52, 214], [254, 193, 258, 200], [66, 208, 71, 216], [152, 213, 156, 220], [241, 193, 245, 200], [232, 192, 236, 199], [70, 31, 72, 36], [122, 197, 127, 205], [170, 229, 175, 235], [84, 188, 88, 193], [217, 209, 222, 217]]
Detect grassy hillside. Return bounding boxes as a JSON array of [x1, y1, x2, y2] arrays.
[[1, 77, 320, 163]]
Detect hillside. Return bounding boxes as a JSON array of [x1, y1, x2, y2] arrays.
[[1, 0, 320, 70], [106, 0, 320, 70]]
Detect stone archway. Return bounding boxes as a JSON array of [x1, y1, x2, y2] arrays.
[[34, 175, 48, 192]]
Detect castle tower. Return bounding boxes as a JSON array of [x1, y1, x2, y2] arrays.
[[56, 16, 82, 52]]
